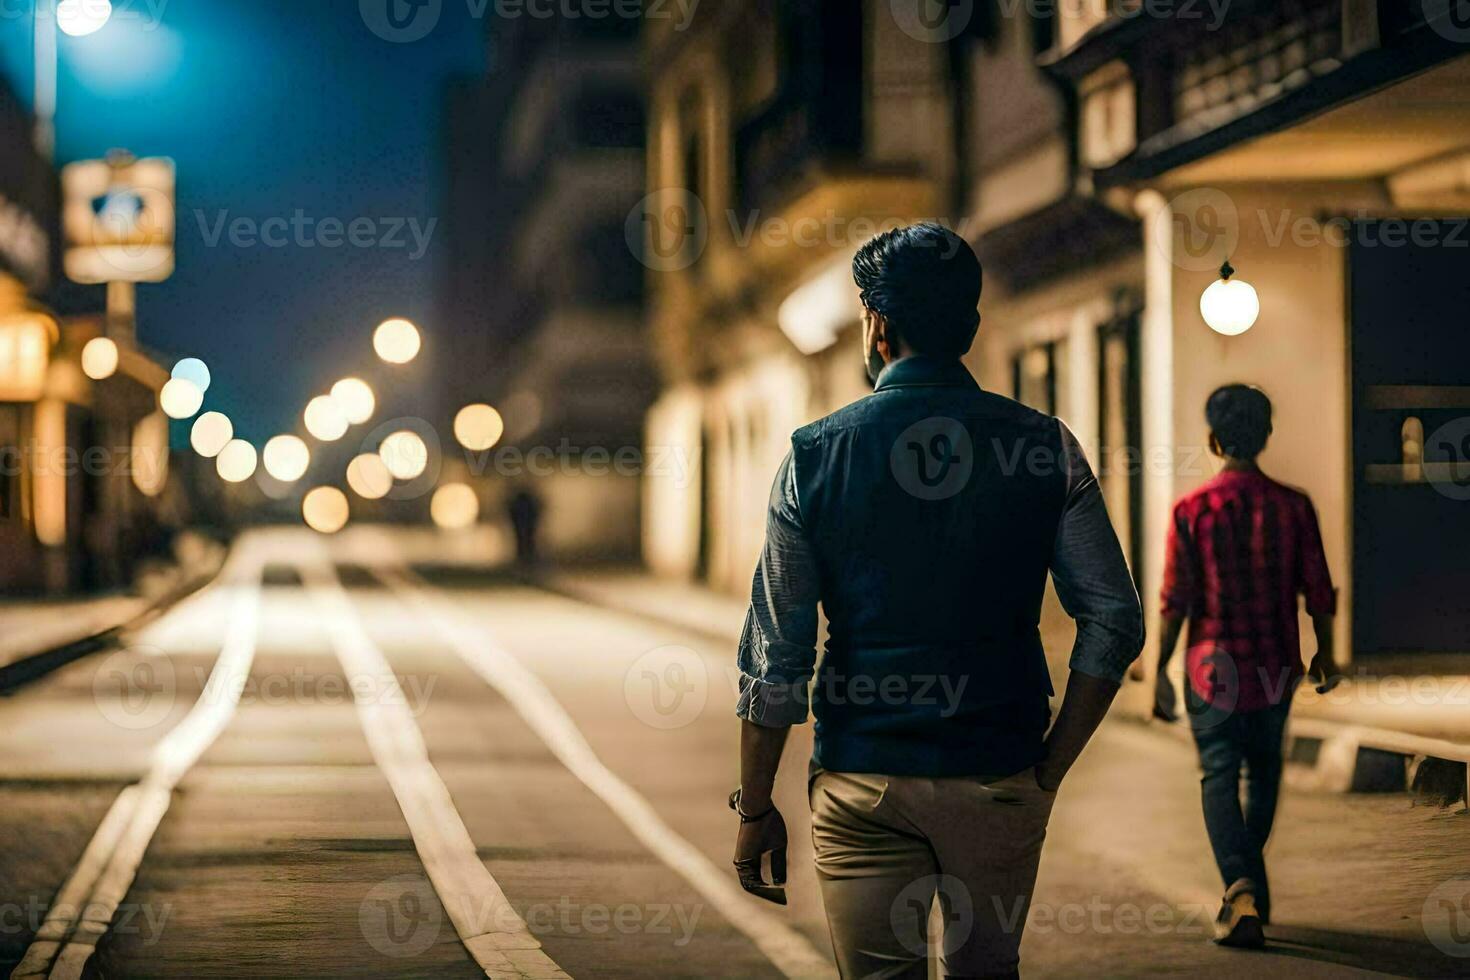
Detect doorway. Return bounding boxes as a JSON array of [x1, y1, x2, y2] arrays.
[[1350, 219, 1470, 655]]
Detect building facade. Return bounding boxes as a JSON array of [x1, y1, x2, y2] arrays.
[[640, 0, 957, 591], [639, 1, 1470, 687], [0, 81, 173, 594], [443, 14, 652, 560]]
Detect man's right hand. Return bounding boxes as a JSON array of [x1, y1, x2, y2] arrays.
[[1152, 671, 1179, 723], [733, 800, 788, 906]]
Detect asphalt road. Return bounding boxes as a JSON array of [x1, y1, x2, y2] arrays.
[[1, 527, 1467, 979]]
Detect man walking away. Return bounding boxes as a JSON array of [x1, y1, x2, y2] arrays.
[[728, 223, 1144, 979], [1142, 383, 1338, 948]]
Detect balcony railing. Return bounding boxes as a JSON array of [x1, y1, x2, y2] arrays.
[[732, 0, 863, 215]]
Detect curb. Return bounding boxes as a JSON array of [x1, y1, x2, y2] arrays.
[[1125, 711, 1470, 811], [0, 559, 224, 696]]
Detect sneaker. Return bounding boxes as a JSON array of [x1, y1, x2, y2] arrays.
[[1213, 880, 1265, 948]]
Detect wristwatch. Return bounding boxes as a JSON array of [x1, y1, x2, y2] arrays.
[[728, 788, 775, 823]]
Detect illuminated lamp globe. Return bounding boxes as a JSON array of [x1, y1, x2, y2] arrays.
[[262, 434, 311, 482], [454, 403, 504, 452], [190, 412, 233, 458], [171, 357, 211, 393], [81, 337, 119, 380], [379, 430, 428, 480], [216, 439, 257, 483], [430, 483, 479, 530], [373, 318, 421, 364], [57, 0, 112, 36], [304, 395, 349, 441], [159, 378, 204, 419], [330, 377, 376, 425], [1199, 260, 1260, 337], [346, 453, 393, 500], [302, 486, 350, 534]]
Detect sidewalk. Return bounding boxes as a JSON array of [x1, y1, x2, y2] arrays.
[[544, 566, 747, 644], [0, 532, 227, 687], [541, 566, 1468, 974], [0, 594, 150, 670], [547, 565, 1470, 805]]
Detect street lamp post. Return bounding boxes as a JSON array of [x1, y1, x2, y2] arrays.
[[33, 0, 57, 160], [33, 0, 115, 160]]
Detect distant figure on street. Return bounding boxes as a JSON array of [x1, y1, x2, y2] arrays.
[[729, 223, 1144, 979], [1140, 384, 1339, 948], [507, 486, 543, 568]]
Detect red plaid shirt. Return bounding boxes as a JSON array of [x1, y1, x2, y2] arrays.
[[1161, 469, 1336, 712]]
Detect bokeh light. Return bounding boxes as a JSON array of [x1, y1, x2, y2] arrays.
[[216, 439, 257, 483], [159, 378, 203, 419], [81, 337, 119, 380], [454, 403, 504, 452], [373, 318, 421, 364], [346, 453, 393, 500], [262, 434, 311, 482], [190, 411, 233, 458], [170, 357, 211, 393], [302, 486, 350, 534], [304, 395, 349, 441], [57, 0, 112, 36], [330, 377, 376, 425], [379, 430, 428, 480], [430, 483, 479, 530]]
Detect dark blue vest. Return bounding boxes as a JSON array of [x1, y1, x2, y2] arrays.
[[792, 356, 1068, 776]]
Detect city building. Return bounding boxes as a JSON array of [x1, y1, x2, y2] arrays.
[[639, 2, 1470, 683], [0, 80, 174, 594], [442, 14, 652, 560], [639, 0, 956, 590], [1029, 0, 1470, 684]]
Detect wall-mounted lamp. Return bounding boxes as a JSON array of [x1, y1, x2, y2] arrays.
[[1199, 259, 1259, 336]]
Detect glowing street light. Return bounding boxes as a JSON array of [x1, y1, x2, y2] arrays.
[[190, 411, 233, 458], [379, 430, 427, 480], [330, 377, 376, 425], [159, 377, 203, 419], [57, 0, 112, 37], [302, 486, 350, 534], [81, 336, 118, 380], [454, 403, 504, 452], [430, 483, 479, 530], [171, 357, 211, 393], [262, 434, 311, 482], [304, 394, 349, 441], [373, 318, 421, 364], [216, 439, 257, 483], [1200, 260, 1260, 336], [346, 453, 393, 500]]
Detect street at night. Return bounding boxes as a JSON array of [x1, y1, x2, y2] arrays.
[[0, 528, 1465, 978], [4, 1, 1470, 977]]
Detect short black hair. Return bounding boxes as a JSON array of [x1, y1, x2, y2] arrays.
[[1206, 384, 1273, 459], [851, 223, 982, 358]]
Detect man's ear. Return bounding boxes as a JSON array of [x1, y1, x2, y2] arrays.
[[871, 311, 893, 359], [1207, 433, 1223, 458]]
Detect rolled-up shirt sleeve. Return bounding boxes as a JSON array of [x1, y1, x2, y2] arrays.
[[735, 449, 820, 727], [1050, 421, 1145, 682]]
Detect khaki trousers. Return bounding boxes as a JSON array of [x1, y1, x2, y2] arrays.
[[809, 768, 1055, 979]]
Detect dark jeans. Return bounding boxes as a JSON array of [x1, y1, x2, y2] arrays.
[[1189, 696, 1292, 914]]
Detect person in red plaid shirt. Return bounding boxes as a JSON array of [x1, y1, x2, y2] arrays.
[[1136, 383, 1339, 949]]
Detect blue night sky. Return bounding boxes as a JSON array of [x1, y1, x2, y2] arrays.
[[1, 0, 487, 442]]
